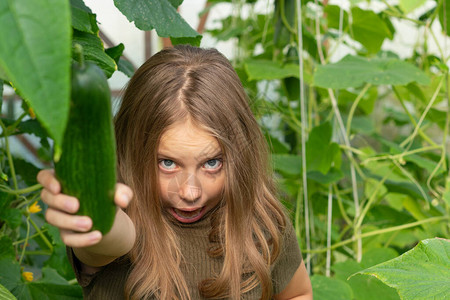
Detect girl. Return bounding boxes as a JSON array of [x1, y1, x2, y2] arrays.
[[38, 45, 313, 299]]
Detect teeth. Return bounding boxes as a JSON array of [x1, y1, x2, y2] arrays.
[[174, 208, 201, 219]]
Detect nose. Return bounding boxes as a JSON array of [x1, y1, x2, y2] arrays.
[[178, 173, 202, 202]]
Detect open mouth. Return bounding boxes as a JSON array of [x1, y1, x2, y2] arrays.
[[171, 207, 205, 223]]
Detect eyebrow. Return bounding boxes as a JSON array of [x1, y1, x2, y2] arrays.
[[157, 150, 222, 161]]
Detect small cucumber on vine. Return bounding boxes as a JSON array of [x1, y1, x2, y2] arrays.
[[55, 49, 117, 234]]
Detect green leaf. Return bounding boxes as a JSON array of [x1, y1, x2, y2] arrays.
[[245, 59, 300, 81], [0, 283, 17, 300], [70, 0, 99, 34], [0, 0, 71, 148], [272, 154, 301, 176], [0, 236, 15, 260], [305, 122, 341, 174], [307, 168, 344, 184], [351, 7, 392, 54], [0, 259, 82, 300], [313, 55, 430, 89], [360, 247, 399, 269], [167, 0, 183, 8], [325, 5, 349, 30], [0, 208, 21, 230], [12, 158, 40, 186], [105, 43, 125, 63], [43, 224, 76, 280], [355, 238, 450, 300], [113, 0, 201, 45], [0, 259, 21, 294], [266, 133, 290, 154], [26, 267, 82, 299], [72, 30, 117, 78], [333, 260, 400, 300], [117, 59, 135, 78], [399, 0, 427, 14], [105, 43, 135, 77], [351, 116, 375, 135], [311, 275, 353, 300]]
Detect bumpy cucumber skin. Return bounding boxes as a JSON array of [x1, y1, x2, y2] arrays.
[[55, 61, 117, 234]]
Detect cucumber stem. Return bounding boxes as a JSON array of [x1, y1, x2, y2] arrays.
[[73, 43, 85, 67]]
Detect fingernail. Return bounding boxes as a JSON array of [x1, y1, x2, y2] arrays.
[[90, 231, 102, 242]]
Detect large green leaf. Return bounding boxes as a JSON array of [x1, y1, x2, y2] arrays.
[[0, 0, 71, 148], [355, 238, 450, 300], [351, 7, 393, 54], [311, 275, 353, 300], [0, 283, 16, 300], [113, 0, 201, 46], [333, 250, 401, 300], [244, 59, 312, 83], [313, 55, 430, 89]]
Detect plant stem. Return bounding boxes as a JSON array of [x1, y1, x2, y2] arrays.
[[333, 183, 352, 226], [400, 77, 443, 150], [24, 250, 52, 256], [354, 171, 391, 230], [392, 86, 437, 147], [304, 216, 449, 254], [18, 217, 31, 265], [346, 83, 371, 137], [1, 183, 42, 195], [296, 0, 311, 274], [0, 118, 18, 191], [13, 229, 48, 246], [28, 217, 53, 252], [326, 185, 333, 277], [361, 145, 443, 165]]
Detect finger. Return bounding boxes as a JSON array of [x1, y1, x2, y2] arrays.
[[41, 189, 79, 214], [60, 229, 102, 248], [37, 169, 60, 194], [115, 183, 133, 209], [45, 208, 92, 232]]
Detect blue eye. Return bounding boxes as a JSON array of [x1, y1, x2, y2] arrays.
[[203, 159, 222, 170], [160, 159, 176, 170]]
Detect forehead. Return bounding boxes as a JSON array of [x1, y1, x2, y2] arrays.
[[158, 119, 221, 158]]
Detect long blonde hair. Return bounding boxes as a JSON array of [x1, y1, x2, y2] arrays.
[[114, 45, 287, 299]]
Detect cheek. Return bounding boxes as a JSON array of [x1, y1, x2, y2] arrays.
[[158, 175, 171, 202], [203, 173, 225, 198]]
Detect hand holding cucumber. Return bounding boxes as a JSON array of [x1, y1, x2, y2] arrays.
[[37, 169, 133, 248]]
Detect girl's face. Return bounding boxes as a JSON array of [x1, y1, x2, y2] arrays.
[[158, 119, 225, 223]]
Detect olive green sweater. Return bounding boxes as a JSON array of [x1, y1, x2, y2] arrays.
[[67, 211, 302, 299]]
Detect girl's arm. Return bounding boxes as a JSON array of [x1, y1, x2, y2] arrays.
[[273, 261, 313, 300], [37, 169, 136, 271]]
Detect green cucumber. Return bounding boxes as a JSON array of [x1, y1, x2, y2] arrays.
[[55, 60, 117, 234]]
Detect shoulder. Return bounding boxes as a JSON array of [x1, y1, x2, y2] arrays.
[[271, 217, 303, 294]]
